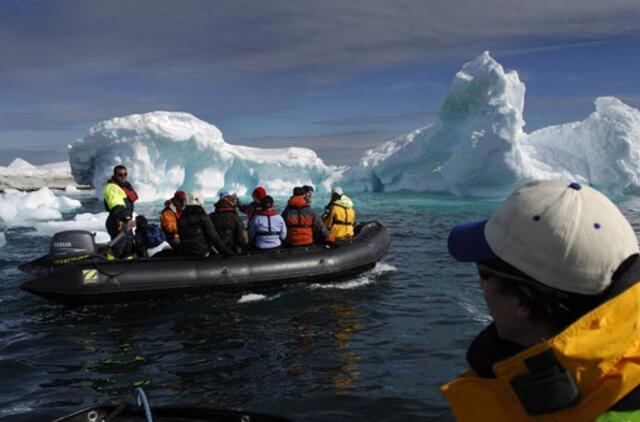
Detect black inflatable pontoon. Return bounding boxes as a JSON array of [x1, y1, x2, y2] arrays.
[[53, 404, 291, 422], [20, 221, 390, 305]]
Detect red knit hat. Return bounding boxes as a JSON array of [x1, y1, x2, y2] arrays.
[[252, 186, 267, 201], [174, 191, 186, 202]]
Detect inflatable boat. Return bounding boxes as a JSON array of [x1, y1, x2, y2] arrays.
[[20, 221, 390, 305]]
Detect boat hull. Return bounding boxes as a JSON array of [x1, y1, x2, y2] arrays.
[[21, 221, 390, 305]]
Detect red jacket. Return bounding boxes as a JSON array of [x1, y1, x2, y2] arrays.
[[281, 195, 333, 246]]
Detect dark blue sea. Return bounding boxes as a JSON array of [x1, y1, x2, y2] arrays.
[[3, 192, 640, 421]]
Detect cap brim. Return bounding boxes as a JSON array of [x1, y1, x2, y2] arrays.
[[448, 219, 497, 262]]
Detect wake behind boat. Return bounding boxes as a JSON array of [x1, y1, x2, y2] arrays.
[[20, 221, 390, 305]]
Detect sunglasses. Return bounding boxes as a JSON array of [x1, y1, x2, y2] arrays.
[[116, 172, 128, 177], [477, 263, 571, 301]]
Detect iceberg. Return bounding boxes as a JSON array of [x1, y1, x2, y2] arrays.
[[0, 188, 82, 226], [341, 52, 640, 197], [0, 158, 77, 191], [69, 112, 345, 202], [0, 232, 5, 249]]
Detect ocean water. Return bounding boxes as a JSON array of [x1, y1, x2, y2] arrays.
[[3, 192, 640, 421]]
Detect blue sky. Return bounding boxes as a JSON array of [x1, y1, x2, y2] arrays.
[[1, 0, 639, 165]]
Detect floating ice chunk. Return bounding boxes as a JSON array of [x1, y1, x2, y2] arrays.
[[70, 111, 346, 202], [0, 188, 81, 226], [32, 212, 108, 240], [238, 293, 268, 303], [0, 232, 5, 248]]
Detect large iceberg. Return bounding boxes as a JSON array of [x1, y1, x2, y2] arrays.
[[69, 112, 345, 202], [341, 52, 640, 197]]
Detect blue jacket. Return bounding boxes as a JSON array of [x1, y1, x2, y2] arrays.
[[248, 209, 287, 249]]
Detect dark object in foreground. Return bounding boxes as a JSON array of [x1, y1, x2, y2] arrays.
[[20, 221, 390, 306], [53, 404, 292, 422], [53, 387, 291, 422]]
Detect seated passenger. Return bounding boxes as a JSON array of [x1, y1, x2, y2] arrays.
[[302, 185, 314, 204], [210, 193, 249, 253], [248, 196, 287, 249], [282, 186, 335, 247], [178, 192, 233, 258], [238, 186, 267, 223], [322, 187, 356, 240], [160, 190, 186, 250]]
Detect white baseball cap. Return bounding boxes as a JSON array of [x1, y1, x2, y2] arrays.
[[186, 192, 204, 206], [448, 180, 639, 295], [332, 186, 344, 195]]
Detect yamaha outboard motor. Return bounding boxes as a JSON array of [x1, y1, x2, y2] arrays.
[[49, 230, 97, 259], [19, 230, 98, 276]]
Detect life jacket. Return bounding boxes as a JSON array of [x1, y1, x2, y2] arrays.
[[103, 179, 138, 211], [441, 281, 640, 421], [283, 196, 314, 246], [252, 208, 281, 239], [160, 200, 181, 240], [323, 195, 355, 240]]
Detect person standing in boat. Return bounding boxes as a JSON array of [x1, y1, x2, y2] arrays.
[[282, 186, 335, 247], [248, 195, 287, 249], [178, 192, 232, 258], [210, 192, 249, 253], [443, 181, 640, 421], [322, 187, 356, 240], [238, 186, 267, 223], [160, 190, 186, 250], [103, 165, 138, 239]]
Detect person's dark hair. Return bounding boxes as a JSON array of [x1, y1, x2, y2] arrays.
[[331, 192, 342, 202], [478, 255, 638, 329], [293, 187, 305, 196], [302, 185, 314, 193], [113, 165, 127, 176], [261, 195, 274, 209]]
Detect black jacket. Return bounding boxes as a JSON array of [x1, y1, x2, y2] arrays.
[[178, 206, 231, 257], [209, 198, 249, 252]]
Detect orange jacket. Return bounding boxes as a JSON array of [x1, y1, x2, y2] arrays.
[[160, 199, 181, 241], [282, 195, 333, 246]]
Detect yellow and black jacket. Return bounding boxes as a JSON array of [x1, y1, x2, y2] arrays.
[[323, 195, 355, 240], [441, 280, 640, 421]]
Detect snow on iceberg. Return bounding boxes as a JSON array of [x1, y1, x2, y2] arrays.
[[69, 112, 345, 202], [518, 97, 640, 195], [0, 188, 82, 226], [0, 158, 77, 190], [341, 51, 640, 197], [342, 51, 525, 196]]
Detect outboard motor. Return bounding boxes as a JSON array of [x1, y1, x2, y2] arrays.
[[49, 230, 97, 259]]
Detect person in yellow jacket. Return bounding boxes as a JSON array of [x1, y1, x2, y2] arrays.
[[445, 181, 640, 421], [103, 165, 138, 239], [322, 187, 355, 240]]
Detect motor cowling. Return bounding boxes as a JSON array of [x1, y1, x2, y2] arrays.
[[49, 230, 97, 258]]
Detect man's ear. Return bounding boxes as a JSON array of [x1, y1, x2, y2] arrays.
[[514, 299, 531, 321]]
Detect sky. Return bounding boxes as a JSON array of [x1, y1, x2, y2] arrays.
[[1, 0, 639, 165]]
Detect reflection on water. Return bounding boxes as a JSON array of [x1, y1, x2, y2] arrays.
[[330, 302, 361, 395]]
